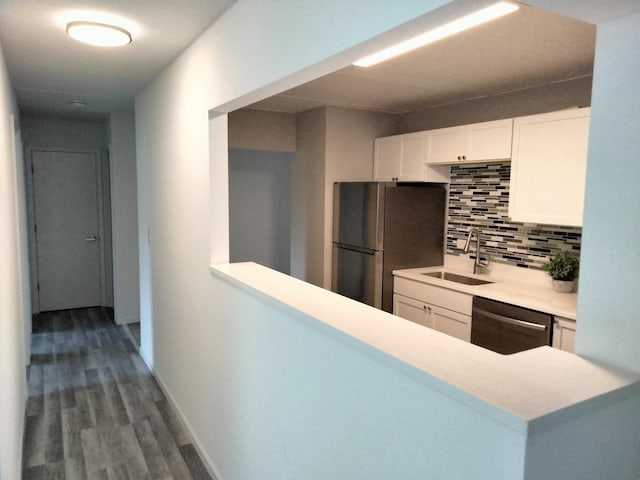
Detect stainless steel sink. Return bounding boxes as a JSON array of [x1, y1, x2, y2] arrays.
[[421, 271, 493, 286]]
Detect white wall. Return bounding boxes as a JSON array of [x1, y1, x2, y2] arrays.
[[0, 41, 28, 480], [205, 270, 530, 479], [134, 0, 640, 477], [576, 11, 640, 374], [109, 110, 140, 324]]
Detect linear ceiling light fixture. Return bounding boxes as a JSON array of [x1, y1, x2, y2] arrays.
[[66, 21, 132, 47], [353, 1, 519, 67]]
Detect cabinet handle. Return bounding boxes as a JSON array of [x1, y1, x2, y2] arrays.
[[457, 155, 461, 160], [462, 155, 466, 160]]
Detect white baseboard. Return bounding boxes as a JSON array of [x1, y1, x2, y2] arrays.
[[140, 355, 224, 480], [120, 325, 140, 352], [115, 315, 140, 325]]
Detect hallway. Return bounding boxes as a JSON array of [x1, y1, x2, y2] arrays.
[[22, 308, 214, 480]]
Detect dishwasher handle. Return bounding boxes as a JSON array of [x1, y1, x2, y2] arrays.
[[472, 306, 547, 332]]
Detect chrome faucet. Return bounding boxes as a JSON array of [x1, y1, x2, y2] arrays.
[[463, 227, 489, 274]]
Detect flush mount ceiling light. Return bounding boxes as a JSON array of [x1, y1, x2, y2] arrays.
[[66, 21, 132, 47], [353, 1, 519, 67]]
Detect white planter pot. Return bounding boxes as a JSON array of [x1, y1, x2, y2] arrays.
[[552, 280, 574, 293]]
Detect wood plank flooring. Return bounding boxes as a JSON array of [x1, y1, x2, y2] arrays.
[[22, 307, 214, 480]]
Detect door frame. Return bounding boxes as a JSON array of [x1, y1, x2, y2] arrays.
[[24, 146, 111, 313]]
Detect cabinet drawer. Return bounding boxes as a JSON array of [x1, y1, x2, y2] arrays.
[[394, 276, 472, 315]]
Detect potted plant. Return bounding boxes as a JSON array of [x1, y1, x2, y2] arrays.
[[542, 251, 580, 293]]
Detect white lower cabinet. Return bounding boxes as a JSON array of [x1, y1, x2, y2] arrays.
[[394, 294, 434, 329], [552, 316, 576, 353], [393, 277, 472, 342], [431, 305, 472, 342]]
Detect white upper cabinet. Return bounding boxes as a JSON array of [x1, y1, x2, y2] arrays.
[[374, 131, 449, 182], [426, 118, 513, 165], [508, 108, 590, 227]]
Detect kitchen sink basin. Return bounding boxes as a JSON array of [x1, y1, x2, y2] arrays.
[[421, 271, 493, 286]]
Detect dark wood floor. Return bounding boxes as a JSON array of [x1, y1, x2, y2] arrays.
[[22, 307, 214, 480]]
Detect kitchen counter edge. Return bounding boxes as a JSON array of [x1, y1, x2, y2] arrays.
[[393, 266, 578, 320]]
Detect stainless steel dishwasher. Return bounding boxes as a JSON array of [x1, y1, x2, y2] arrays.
[[471, 296, 552, 354]]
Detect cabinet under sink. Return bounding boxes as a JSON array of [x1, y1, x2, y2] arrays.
[[393, 276, 473, 342]]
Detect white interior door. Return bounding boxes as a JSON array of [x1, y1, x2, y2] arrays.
[[32, 150, 102, 311]]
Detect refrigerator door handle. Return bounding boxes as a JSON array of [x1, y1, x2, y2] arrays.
[[333, 243, 378, 255]]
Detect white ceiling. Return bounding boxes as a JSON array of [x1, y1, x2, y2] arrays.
[[1, 1, 638, 118], [249, 4, 597, 114], [0, 0, 236, 116]]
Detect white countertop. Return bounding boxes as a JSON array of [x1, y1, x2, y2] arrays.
[[210, 262, 638, 434], [393, 265, 578, 320]]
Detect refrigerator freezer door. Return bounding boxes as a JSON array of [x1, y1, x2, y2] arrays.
[[333, 182, 384, 251], [332, 245, 383, 309]]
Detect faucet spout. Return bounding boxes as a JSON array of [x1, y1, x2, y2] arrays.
[[463, 227, 489, 274]]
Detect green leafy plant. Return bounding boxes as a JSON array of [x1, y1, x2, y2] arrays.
[[542, 252, 580, 281]]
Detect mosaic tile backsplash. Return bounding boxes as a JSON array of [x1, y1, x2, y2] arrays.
[[447, 163, 582, 270]]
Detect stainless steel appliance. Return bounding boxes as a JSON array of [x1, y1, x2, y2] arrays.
[[471, 296, 552, 354], [332, 182, 445, 312]]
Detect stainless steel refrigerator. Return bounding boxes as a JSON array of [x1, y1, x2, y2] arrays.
[[331, 182, 446, 312]]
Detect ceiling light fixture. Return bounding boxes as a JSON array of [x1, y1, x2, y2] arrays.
[[66, 21, 132, 47], [353, 1, 519, 67]]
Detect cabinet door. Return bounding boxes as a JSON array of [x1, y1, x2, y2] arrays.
[[397, 132, 426, 180], [393, 294, 433, 329], [426, 125, 467, 164], [426, 119, 512, 165], [431, 305, 471, 342], [552, 317, 576, 353], [508, 108, 590, 227], [466, 118, 513, 162], [373, 136, 401, 181]]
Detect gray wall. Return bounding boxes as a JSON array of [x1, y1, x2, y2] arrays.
[[21, 114, 107, 148], [291, 107, 327, 286], [228, 109, 296, 151], [0, 43, 29, 480], [398, 76, 592, 132], [229, 148, 293, 274], [109, 110, 140, 324], [20, 114, 113, 311]]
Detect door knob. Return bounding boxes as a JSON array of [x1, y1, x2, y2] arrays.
[[84, 235, 98, 242]]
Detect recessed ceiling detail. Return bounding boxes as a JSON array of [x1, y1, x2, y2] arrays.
[[249, 6, 596, 115], [354, 1, 519, 67]]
